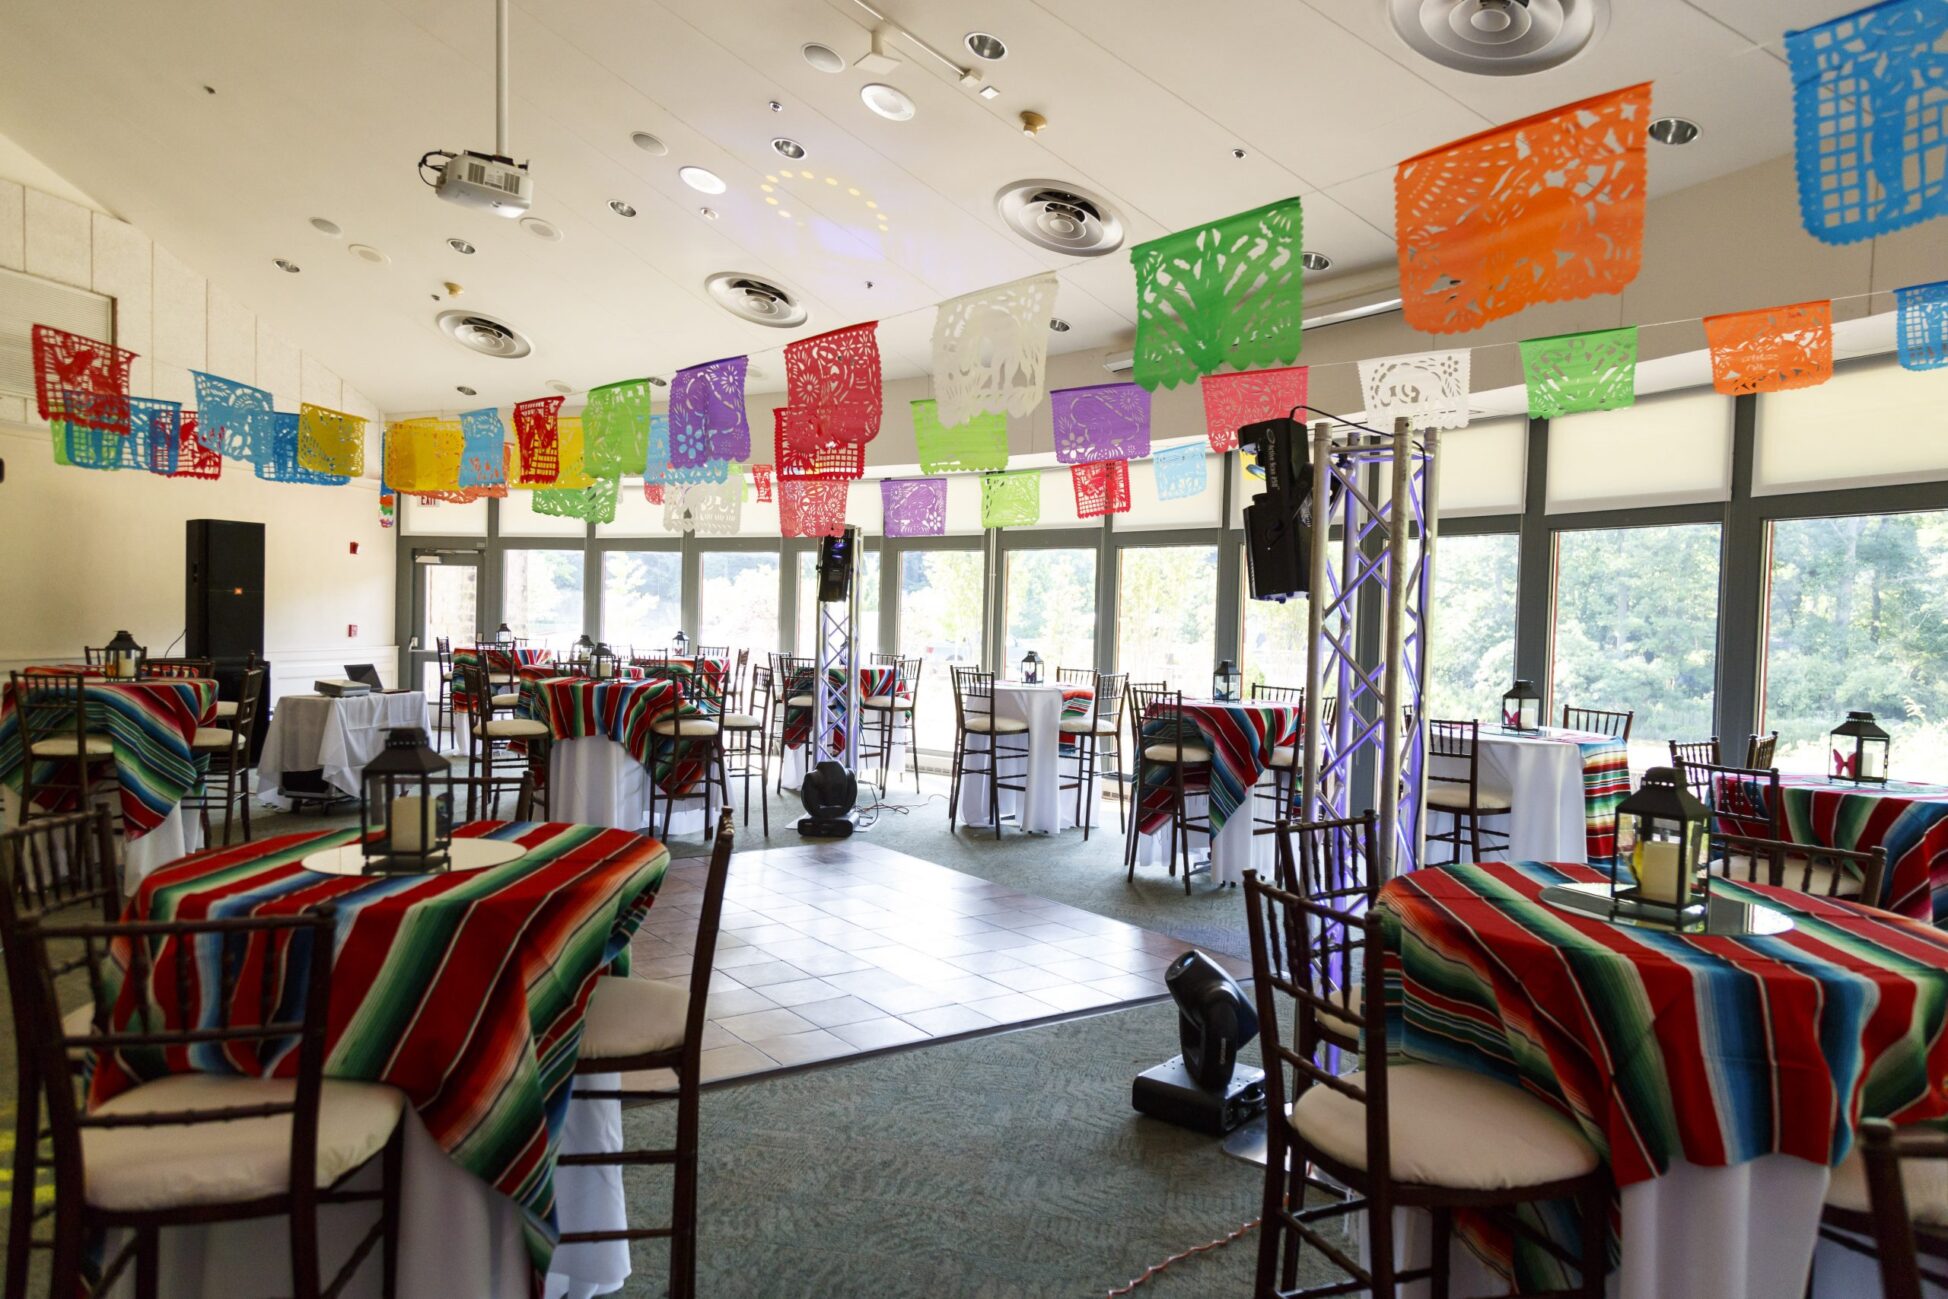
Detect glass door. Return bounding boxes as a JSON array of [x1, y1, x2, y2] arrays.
[[410, 549, 482, 695]]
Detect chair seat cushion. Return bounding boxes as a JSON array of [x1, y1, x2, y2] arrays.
[[787, 694, 816, 707], [963, 714, 1029, 735], [30, 736, 115, 759], [488, 673, 518, 686], [482, 718, 551, 740], [580, 975, 689, 1061], [490, 693, 521, 708], [62, 1002, 97, 1037], [83, 1074, 405, 1212], [1143, 743, 1212, 764], [1289, 1063, 1597, 1191], [211, 700, 238, 719], [1827, 1136, 1948, 1225], [861, 695, 905, 710], [1426, 784, 1513, 812], [1316, 986, 1361, 1042], [651, 718, 721, 738], [1058, 718, 1118, 735], [720, 713, 762, 730], [190, 727, 236, 751], [1267, 745, 1296, 769]]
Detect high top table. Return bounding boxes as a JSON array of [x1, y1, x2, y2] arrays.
[[958, 680, 1095, 834]]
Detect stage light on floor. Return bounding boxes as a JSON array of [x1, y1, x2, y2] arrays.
[[798, 759, 858, 838], [1131, 950, 1265, 1135]]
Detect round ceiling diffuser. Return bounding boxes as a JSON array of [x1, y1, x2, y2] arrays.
[[435, 310, 533, 359], [994, 179, 1125, 257], [704, 272, 809, 328], [1389, 0, 1608, 76]]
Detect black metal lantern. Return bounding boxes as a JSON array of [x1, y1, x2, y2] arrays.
[[1501, 679, 1542, 733], [1020, 650, 1044, 685], [359, 727, 454, 874], [1214, 659, 1243, 703], [104, 629, 143, 680], [591, 642, 621, 680], [672, 629, 691, 659], [494, 622, 515, 643], [1831, 711, 1891, 785], [1614, 767, 1711, 924]]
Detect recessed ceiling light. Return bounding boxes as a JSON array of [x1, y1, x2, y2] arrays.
[[1048, 317, 1071, 332], [772, 137, 806, 160], [349, 244, 388, 265], [801, 42, 844, 73], [1301, 250, 1333, 272], [860, 84, 916, 122], [678, 166, 727, 194], [965, 32, 1008, 61], [699, 206, 719, 220], [631, 131, 669, 155], [609, 200, 638, 217], [274, 258, 300, 273], [1232, 147, 1248, 160], [447, 237, 476, 255], [648, 376, 670, 388], [547, 380, 574, 395], [519, 216, 562, 242], [1648, 116, 1701, 146], [456, 385, 478, 396], [309, 217, 342, 237]]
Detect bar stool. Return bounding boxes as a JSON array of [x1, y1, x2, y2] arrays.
[[6, 672, 120, 828], [1250, 682, 1304, 830], [1425, 719, 1513, 865], [188, 664, 266, 846], [1056, 669, 1124, 841], [456, 661, 551, 821], [720, 663, 772, 836], [648, 663, 731, 840], [862, 655, 921, 794], [433, 637, 455, 745], [770, 655, 816, 797], [948, 667, 1029, 837], [1124, 685, 1214, 893]]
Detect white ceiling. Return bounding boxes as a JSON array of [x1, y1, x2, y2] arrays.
[[0, 0, 1861, 412]]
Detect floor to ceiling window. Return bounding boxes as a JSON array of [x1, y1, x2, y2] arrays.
[[896, 548, 984, 753], [796, 548, 880, 657], [1238, 552, 1307, 692], [1427, 532, 1520, 723], [601, 550, 682, 654], [501, 549, 584, 648], [698, 550, 781, 655], [1552, 524, 1721, 768], [1765, 510, 1948, 775], [1116, 544, 1218, 690], [1004, 547, 1097, 677]]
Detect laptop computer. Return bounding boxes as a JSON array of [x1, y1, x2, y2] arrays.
[[345, 663, 386, 690]]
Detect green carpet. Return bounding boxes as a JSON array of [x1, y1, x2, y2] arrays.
[[616, 999, 1344, 1299]]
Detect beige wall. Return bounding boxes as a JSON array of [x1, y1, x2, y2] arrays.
[[0, 144, 396, 698]]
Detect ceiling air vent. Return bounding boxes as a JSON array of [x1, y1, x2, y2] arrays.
[[1389, 0, 1608, 77], [994, 180, 1125, 257], [435, 310, 533, 359], [705, 273, 809, 328]]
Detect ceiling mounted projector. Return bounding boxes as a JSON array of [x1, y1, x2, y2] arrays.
[[420, 0, 533, 216]]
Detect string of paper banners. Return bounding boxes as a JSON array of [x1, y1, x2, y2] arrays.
[[29, 0, 1948, 537]]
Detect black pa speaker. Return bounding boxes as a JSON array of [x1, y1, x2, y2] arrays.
[[186, 520, 265, 664], [816, 531, 854, 604]]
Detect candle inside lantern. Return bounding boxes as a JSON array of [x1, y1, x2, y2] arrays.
[[390, 795, 430, 853], [1634, 840, 1688, 907], [1861, 747, 1883, 779]]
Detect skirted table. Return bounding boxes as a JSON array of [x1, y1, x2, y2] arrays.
[[91, 820, 669, 1298], [0, 674, 217, 887], [1375, 861, 1948, 1298], [1427, 726, 1630, 865], [780, 665, 912, 792], [958, 680, 1094, 833], [1132, 698, 1300, 882], [254, 690, 429, 805], [1768, 774, 1948, 922], [517, 675, 731, 835]]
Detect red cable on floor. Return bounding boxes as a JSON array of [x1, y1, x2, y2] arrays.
[[1106, 1217, 1260, 1295]]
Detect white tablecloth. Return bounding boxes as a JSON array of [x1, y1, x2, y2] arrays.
[[255, 692, 430, 805], [0, 791, 202, 894], [103, 1076, 631, 1298], [550, 734, 734, 837], [1427, 728, 1592, 864], [781, 715, 911, 793], [960, 683, 1096, 834], [1380, 1152, 1853, 1298]]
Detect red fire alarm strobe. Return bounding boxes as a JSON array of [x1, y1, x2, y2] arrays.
[[348, 624, 358, 637]]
